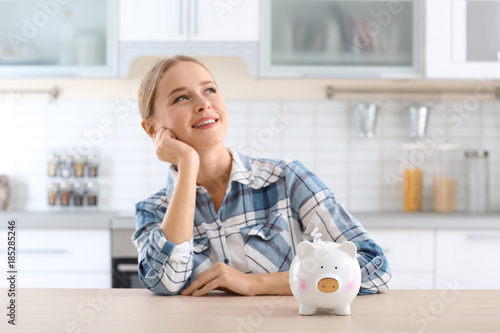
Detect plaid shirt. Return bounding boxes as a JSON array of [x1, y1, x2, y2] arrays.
[[133, 148, 391, 295]]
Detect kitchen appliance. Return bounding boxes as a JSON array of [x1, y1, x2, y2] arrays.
[[111, 217, 143, 288]]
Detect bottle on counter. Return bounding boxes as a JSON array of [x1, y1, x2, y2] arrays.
[[86, 181, 98, 207], [72, 181, 85, 206], [59, 181, 72, 206], [434, 144, 460, 213], [87, 152, 99, 177], [73, 153, 86, 178], [47, 152, 60, 177], [402, 144, 424, 212], [465, 150, 489, 213], [59, 152, 73, 178]]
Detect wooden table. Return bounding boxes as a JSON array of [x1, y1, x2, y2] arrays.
[[1, 289, 499, 332]]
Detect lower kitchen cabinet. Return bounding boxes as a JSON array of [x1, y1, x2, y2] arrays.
[[368, 229, 435, 289], [1, 229, 111, 288], [435, 230, 500, 289]]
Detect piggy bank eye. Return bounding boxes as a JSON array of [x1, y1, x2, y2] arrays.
[[320, 266, 324, 269], [335, 266, 338, 269]]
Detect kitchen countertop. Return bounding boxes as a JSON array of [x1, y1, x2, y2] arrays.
[[1, 289, 499, 332], [0, 211, 499, 230]]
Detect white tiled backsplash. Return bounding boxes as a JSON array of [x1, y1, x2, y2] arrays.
[[0, 98, 498, 213]]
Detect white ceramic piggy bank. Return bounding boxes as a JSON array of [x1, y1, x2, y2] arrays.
[[289, 239, 361, 316]]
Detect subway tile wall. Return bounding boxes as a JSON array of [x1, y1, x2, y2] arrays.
[[0, 98, 498, 213]]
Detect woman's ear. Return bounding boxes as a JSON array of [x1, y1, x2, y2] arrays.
[[141, 119, 156, 139]]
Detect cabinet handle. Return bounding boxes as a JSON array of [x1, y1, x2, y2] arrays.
[[467, 234, 500, 241], [117, 263, 138, 273], [193, 0, 198, 35], [179, 0, 184, 35]]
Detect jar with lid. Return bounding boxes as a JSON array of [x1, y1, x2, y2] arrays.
[[86, 181, 98, 206], [434, 145, 460, 213], [87, 152, 99, 177], [465, 150, 489, 213], [59, 181, 72, 206], [72, 181, 85, 206], [402, 144, 425, 212], [73, 153, 86, 178], [47, 152, 60, 177], [47, 181, 58, 206], [59, 153, 73, 178]]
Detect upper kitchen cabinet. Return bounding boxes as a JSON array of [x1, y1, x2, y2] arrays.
[[0, 0, 117, 77], [118, 0, 259, 42], [261, 0, 422, 78], [426, 0, 500, 79]]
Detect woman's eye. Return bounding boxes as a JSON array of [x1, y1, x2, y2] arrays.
[[205, 88, 216, 94], [174, 95, 188, 103]]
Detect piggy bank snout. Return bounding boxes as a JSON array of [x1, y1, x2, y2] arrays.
[[317, 278, 339, 293]]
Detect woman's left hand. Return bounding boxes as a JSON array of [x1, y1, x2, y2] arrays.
[[181, 262, 257, 297]]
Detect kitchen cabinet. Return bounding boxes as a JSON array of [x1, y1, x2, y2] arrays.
[[426, 0, 500, 79], [261, 0, 422, 78], [0, 229, 111, 288], [0, 0, 117, 77], [118, 0, 259, 42], [368, 229, 434, 289], [435, 229, 500, 289]]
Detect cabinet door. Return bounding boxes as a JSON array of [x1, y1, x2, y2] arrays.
[[118, 0, 187, 42], [189, 0, 259, 41], [368, 229, 434, 289], [426, 0, 500, 78], [436, 230, 500, 289], [0, 229, 110, 272], [262, 0, 422, 78]]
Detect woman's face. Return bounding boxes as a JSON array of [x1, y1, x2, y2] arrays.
[[151, 61, 228, 150]]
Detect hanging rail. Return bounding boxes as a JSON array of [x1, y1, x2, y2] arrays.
[[0, 86, 60, 101], [325, 85, 500, 100]]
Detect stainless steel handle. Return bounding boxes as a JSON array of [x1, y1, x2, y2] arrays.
[[179, 0, 184, 35], [467, 234, 500, 241], [193, 0, 198, 36], [117, 263, 138, 273]]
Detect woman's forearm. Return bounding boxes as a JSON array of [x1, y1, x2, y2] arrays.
[[254, 271, 292, 296], [160, 155, 200, 244]]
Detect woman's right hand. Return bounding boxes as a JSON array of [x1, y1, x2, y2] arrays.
[[153, 128, 199, 167]]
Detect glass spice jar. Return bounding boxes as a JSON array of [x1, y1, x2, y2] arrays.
[[87, 152, 99, 177], [465, 150, 489, 213], [47, 181, 58, 206], [73, 153, 86, 178], [59, 181, 72, 206], [86, 181, 98, 206], [59, 152, 73, 178], [72, 181, 85, 206], [47, 152, 59, 177]]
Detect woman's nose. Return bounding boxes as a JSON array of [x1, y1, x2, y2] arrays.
[[195, 95, 211, 112]]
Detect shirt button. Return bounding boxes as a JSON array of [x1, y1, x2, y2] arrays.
[[375, 259, 381, 265], [224, 258, 229, 264]]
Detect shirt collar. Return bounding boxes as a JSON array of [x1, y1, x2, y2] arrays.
[[166, 147, 260, 196]]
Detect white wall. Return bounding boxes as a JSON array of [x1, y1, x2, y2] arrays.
[[0, 96, 498, 214]]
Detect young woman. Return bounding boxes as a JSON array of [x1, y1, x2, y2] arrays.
[[133, 55, 391, 296]]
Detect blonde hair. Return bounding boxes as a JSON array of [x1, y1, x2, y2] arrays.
[[138, 55, 214, 119]]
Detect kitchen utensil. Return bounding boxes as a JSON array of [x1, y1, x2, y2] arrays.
[[408, 106, 430, 139], [354, 103, 379, 139], [465, 150, 489, 213]]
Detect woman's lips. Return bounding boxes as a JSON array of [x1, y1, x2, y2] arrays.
[[192, 119, 218, 130]]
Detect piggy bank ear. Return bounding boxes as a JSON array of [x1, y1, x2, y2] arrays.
[[339, 241, 357, 259], [297, 241, 316, 260]]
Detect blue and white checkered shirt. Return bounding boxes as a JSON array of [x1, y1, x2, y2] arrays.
[[133, 148, 391, 295]]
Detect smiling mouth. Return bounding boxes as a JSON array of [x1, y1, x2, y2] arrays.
[[192, 119, 218, 128]]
